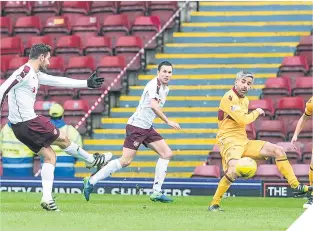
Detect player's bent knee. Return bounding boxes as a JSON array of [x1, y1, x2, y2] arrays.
[[160, 149, 173, 159], [55, 133, 71, 149]]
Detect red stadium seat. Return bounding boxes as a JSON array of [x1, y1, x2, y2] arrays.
[[13, 16, 42, 48], [246, 123, 256, 140], [191, 165, 220, 178], [63, 100, 89, 134], [65, 56, 95, 80], [34, 101, 56, 116], [1, 37, 24, 56], [61, 1, 90, 23], [296, 35, 313, 66], [5, 56, 28, 78], [131, 16, 162, 50], [206, 144, 221, 166], [287, 119, 312, 143], [42, 16, 71, 47], [275, 97, 305, 127], [46, 56, 65, 76], [55, 35, 82, 66], [32, 1, 60, 25], [0, 16, 12, 37], [148, 1, 178, 28], [292, 77, 313, 101], [276, 142, 302, 164], [90, 1, 117, 24], [3, 1, 32, 25], [25, 36, 53, 57], [302, 142, 312, 164], [119, 1, 146, 25], [278, 56, 309, 81], [1, 94, 9, 117], [101, 14, 130, 48], [262, 77, 291, 107], [248, 99, 274, 128], [253, 164, 282, 180], [292, 164, 310, 181], [71, 16, 100, 46], [78, 56, 126, 114], [0, 55, 15, 79], [256, 120, 286, 143], [84, 36, 112, 66], [115, 36, 143, 71]]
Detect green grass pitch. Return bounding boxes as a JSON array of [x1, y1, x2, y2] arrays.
[[1, 192, 305, 231]]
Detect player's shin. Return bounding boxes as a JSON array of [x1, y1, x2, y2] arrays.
[[89, 159, 122, 185], [275, 156, 300, 189], [41, 163, 55, 201], [210, 174, 234, 206], [153, 158, 169, 192], [63, 141, 94, 163]]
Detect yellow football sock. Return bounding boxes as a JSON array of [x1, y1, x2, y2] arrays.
[[275, 156, 299, 189], [210, 175, 233, 206], [309, 164, 313, 196]]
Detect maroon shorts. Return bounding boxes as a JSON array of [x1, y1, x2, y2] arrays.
[[123, 124, 163, 150], [11, 115, 60, 153]]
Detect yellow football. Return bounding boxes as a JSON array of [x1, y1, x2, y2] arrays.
[[235, 157, 257, 179]]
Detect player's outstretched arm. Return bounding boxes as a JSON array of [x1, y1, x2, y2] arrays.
[[221, 96, 262, 126], [38, 71, 104, 89], [0, 75, 20, 111], [291, 114, 309, 148], [150, 99, 181, 130]]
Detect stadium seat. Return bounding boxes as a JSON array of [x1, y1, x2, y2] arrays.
[[63, 100, 90, 134], [0, 37, 24, 56], [90, 1, 117, 23], [256, 120, 286, 143], [65, 56, 95, 80], [13, 16, 42, 48], [25, 36, 53, 57], [148, 1, 178, 28], [1, 94, 9, 118], [78, 56, 126, 114], [101, 14, 130, 48], [248, 99, 274, 128], [246, 123, 256, 140], [0, 55, 15, 79], [71, 16, 100, 46], [292, 77, 313, 101], [191, 165, 220, 178], [296, 35, 313, 66], [253, 164, 282, 180], [115, 36, 143, 71], [34, 101, 56, 116], [32, 1, 60, 24], [292, 164, 310, 181], [3, 1, 32, 25], [54, 35, 82, 66], [42, 16, 71, 47], [206, 144, 222, 166], [275, 97, 305, 127], [262, 77, 291, 107], [46, 56, 65, 76], [61, 2, 90, 23], [302, 142, 312, 164], [287, 119, 312, 144], [84, 36, 112, 66], [278, 56, 309, 81], [119, 1, 146, 25], [131, 16, 162, 50], [276, 142, 302, 164], [0, 16, 12, 37], [5, 56, 28, 78]]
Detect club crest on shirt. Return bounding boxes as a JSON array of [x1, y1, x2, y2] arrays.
[[228, 95, 232, 101]]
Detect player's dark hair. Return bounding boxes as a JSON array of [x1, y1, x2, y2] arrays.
[[29, 43, 52, 60], [158, 61, 172, 71]]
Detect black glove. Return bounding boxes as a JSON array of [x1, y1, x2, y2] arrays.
[[87, 72, 104, 88]]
